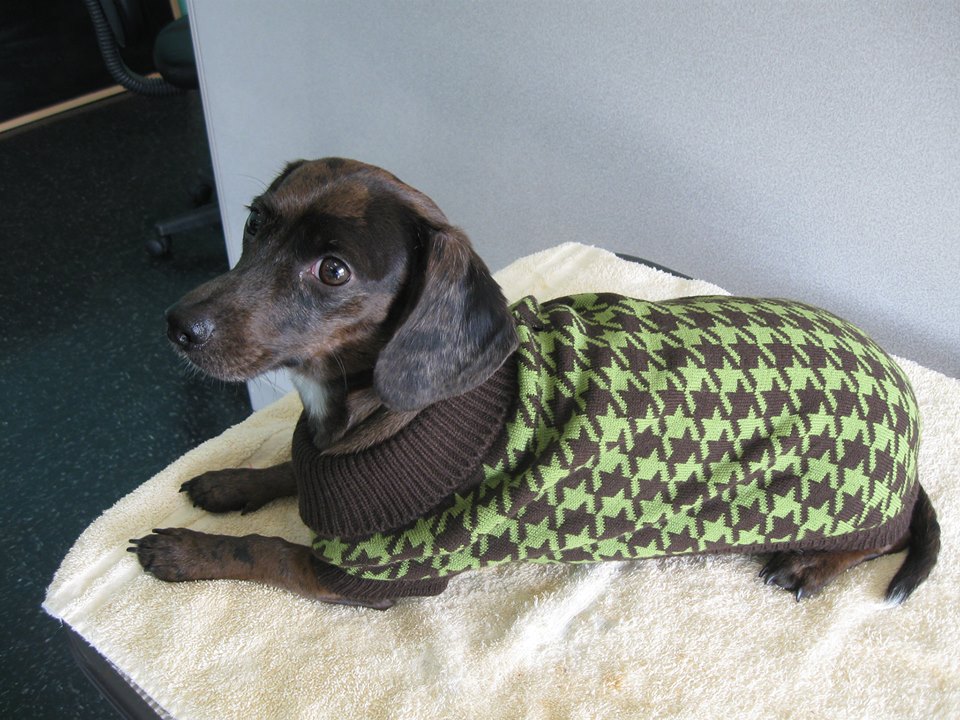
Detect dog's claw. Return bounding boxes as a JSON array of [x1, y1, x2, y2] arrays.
[[759, 564, 784, 587], [761, 552, 834, 602], [126, 527, 208, 582]]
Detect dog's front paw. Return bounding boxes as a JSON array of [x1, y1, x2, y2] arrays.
[[180, 468, 274, 515], [128, 528, 211, 582]]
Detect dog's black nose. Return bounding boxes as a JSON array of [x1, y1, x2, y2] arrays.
[[166, 308, 214, 349]]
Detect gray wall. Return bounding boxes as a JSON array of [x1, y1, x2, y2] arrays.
[[188, 1, 960, 408]]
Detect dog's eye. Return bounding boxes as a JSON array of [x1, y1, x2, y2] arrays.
[[312, 257, 352, 286], [244, 208, 262, 236]]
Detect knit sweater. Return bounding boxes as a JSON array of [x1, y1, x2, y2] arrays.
[[293, 294, 921, 601]]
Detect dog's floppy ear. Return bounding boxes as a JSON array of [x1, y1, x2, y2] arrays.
[[374, 226, 518, 411]]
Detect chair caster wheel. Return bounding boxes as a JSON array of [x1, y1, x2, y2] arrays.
[[146, 235, 171, 257]]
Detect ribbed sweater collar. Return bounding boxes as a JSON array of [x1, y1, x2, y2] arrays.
[[292, 354, 518, 540]]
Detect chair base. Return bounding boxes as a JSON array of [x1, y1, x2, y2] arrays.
[[149, 203, 221, 257]]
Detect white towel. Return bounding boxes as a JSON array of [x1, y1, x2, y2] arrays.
[[45, 243, 960, 719]]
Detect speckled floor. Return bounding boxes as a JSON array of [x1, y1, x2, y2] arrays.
[[0, 93, 251, 718]]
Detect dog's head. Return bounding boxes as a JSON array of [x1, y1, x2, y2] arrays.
[[166, 158, 518, 411]]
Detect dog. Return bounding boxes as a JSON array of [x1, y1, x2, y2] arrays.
[[130, 158, 940, 610]]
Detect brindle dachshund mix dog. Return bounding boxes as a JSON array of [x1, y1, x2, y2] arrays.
[[130, 158, 939, 610]]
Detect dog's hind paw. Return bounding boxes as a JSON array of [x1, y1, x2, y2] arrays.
[[759, 544, 893, 601], [759, 551, 832, 601]]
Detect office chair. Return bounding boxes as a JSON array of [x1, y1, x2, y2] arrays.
[[83, 0, 220, 256]]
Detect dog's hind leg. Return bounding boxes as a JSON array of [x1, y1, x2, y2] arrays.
[[180, 462, 297, 515], [128, 529, 394, 610], [760, 487, 940, 604], [759, 539, 908, 601]]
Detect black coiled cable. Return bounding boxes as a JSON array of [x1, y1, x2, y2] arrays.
[[82, 0, 182, 97]]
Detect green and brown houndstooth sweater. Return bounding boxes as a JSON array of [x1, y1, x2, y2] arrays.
[[292, 294, 921, 601]]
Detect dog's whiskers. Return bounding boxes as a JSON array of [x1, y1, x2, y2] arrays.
[[251, 372, 288, 399], [332, 351, 349, 393], [238, 174, 269, 191]]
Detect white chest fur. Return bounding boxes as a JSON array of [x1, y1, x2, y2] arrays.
[[291, 375, 329, 423]]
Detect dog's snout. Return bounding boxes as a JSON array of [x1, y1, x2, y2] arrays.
[[166, 307, 214, 350]]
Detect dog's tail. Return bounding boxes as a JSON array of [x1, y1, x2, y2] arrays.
[[885, 485, 940, 605]]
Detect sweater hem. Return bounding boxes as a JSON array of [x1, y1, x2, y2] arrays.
[[313, 561, 451, 600], [311, 481, 919, 591], [739, 481, 920, 557]]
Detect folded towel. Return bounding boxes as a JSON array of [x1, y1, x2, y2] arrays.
[[44, 243, 960, 719]]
